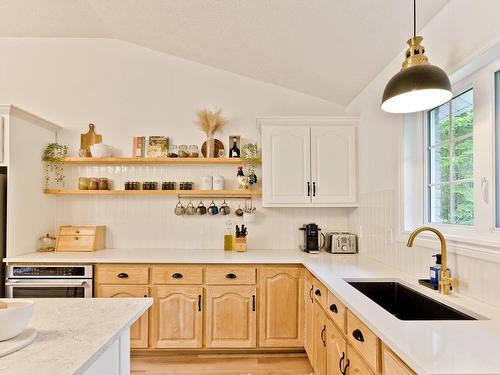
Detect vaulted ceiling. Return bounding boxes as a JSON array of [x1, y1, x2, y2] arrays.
[[0, 0, 449, 105]]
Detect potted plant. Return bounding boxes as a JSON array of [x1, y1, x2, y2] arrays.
[[42, 143, 68, 188]]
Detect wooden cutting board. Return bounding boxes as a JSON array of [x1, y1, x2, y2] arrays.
[[80, 124, 102, 157]]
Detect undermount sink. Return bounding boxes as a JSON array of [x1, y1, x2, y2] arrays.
[[346, 280, 478, 321]]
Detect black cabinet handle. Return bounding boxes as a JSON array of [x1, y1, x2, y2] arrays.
[[198, 295, 202, 312], [307, 182, 311, 197], [117, 272, 129, 279], [315, 289, 321, 297], [252, 295, 256, 311], [313, 182, 316, 197], [309, 286, 314, 302], [226, 273, 237, 279], [352, 328, 365, 342], [143, 294, 147, 298], [342, 359, 350, 375], [172, 273, 183, 279], [329, 304, 338, 314], [339, 352, 345, 373], [321, 325, 326, 346]]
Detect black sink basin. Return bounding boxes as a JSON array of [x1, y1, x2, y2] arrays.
[[347, 281, 476, 320]]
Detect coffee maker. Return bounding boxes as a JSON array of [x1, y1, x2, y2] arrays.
[[299, 223, 325, 254]]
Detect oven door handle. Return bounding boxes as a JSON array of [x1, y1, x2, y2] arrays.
[[5, 281, 88, 287]]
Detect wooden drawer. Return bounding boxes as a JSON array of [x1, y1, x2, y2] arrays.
[[96, 265, 149, 285], [59, 226, 99, 236], [56, 235, 95, 252], [327, 291, 346, 333], [347, 311, 380, 372], [152, 266, 203, 285], [205, 266, 256, 285], [383, 345, 416, 375], [312, 277, 327, 309]]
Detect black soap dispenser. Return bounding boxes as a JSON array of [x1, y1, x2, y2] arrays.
[[430, 254, 442, 285]]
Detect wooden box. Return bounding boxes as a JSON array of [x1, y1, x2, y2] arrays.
[[55, 225, 106, 252]]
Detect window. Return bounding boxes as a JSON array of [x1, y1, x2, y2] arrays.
[[427, 89, 474, 225]]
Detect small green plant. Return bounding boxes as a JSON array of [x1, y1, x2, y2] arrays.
[[42, 143, 68, 187]]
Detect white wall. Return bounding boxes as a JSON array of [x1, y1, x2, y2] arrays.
[[0, 38, 349, 252], [347, 0, 500, 307]]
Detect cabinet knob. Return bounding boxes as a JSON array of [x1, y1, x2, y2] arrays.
[[117, 272, 129, 279], [143, 294, 147, 298], [329, 304, 338, 314], [226, 273, 237, 279], [172, 273, 183, 279], [315, 289, 321, 297], [352, 328, 364, 342], [74, 236, 79, 240], [75, 230, 80, 234]]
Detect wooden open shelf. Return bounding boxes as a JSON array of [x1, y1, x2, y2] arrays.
[[59, 157, 261, 165], [43, 189, 261, 198]]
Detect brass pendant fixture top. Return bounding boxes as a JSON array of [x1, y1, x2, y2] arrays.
[[381, 0, 452, 114]]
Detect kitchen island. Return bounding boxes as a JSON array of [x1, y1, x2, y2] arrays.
[[0, 298, 152, 375]]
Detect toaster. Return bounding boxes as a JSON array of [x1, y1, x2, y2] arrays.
[[326, 232, 357, 254]]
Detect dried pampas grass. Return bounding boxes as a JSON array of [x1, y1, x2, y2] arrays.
[[195, 109, 226, 137]]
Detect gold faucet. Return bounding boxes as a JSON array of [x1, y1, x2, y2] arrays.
[[407, 226, 458, 295]]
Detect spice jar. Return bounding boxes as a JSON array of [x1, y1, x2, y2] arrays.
[[78, 177, 90, 190], [179, 145, 189, 158], [189, 145, 199, 158], [88, 177, 99, 190], [98, 177, 109, 190]]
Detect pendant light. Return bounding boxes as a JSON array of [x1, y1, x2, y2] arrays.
[[381, 0, 452, 113]]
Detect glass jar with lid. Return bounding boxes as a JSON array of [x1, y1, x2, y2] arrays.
[[189, 145, 199, 158], [37, 234, 56, 252], [178, 145, 189, 158]]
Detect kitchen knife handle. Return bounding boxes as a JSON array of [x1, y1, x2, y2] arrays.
[[117, 272, 129, 279], [172, 273, 183, 279]]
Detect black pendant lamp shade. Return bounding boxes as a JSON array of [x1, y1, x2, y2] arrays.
[[381, 1, 452, 113]]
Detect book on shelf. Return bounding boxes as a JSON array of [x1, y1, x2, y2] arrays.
[[146, 136, 169, 158], [132, 136, 146, 157]]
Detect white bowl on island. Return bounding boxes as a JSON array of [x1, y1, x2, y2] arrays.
[[0, 299, 34, 341]]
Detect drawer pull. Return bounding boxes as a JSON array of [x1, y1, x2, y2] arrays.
[[321, 325, 326, 346], [329, 303, 338, 314], [117, 272, 129, 279], [143, 294, 147, 298], [172, 273, 183, 279], [198, 295, 202, 312], [315, 289, 321, 297], [352, 328, 365, 342], [226, 273, 237, 279], [74, 236, 79, 240], [75, 230, 80, 234], [252, 295, 256, 311]]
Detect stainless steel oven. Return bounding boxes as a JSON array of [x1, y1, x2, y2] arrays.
[[5, 264, 93, 298]]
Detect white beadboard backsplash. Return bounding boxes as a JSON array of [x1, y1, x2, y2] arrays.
[[349, 190, 500, 308], [54, 165, 349, 250]]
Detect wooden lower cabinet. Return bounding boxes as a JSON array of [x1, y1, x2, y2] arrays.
[[152, 286, 203, 348], [346, 344, 375, 375], [97, 285, 149, 349], [258, 266, 304, 347], [313, 301, 328, 375], [304, 270, 315, 358], [326, 319, 347, 375], [383, 345, 416, 375], [205, 285, 257, 348]]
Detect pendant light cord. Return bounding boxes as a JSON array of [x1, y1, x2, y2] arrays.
[[413, 0, 416, 37]]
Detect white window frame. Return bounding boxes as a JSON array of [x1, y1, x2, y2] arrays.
[[400, 55, 500, 257]]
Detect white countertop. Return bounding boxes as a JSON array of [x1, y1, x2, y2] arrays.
[[0, 298, 152, 375], [4, 248, 500, 374]]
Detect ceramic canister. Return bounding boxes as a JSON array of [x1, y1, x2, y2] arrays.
[[213, 175, 224, 190], [201, 176, 213, 190]]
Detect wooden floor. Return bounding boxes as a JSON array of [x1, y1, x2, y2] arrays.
[[131, 353, 314, 375]]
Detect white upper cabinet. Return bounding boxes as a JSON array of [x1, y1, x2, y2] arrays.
[[310, 125, 356, 204], [260, 117, 357, 207]]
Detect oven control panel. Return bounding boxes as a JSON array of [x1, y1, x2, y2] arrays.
[[8, 265, 93, 278]]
